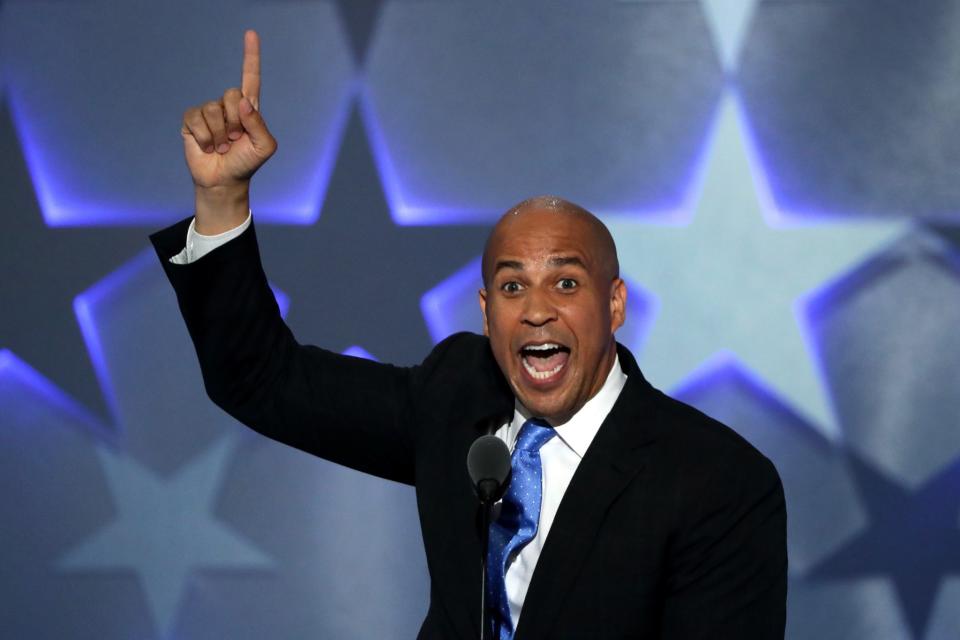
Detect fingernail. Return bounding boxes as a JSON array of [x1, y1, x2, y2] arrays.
[[239, 97, 252, 114], [217, 143, 230, 154], [204, 145, 215, 153], [228, 131, 242, 140]]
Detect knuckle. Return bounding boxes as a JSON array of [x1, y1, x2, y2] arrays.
[[202, 101, 222, 116], [184, 107, 206, 127], [194, 128, 212, 143], [183, 115, 208, 141], [223, 91, 242, 128]]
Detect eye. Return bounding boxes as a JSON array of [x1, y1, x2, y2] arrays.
[[501, 281, 523, 294], [557, 278, 578, 290]]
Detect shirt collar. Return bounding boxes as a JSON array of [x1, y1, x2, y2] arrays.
[[509, 353, 628, 458]]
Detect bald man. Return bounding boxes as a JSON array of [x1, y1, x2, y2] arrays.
[[152, 31, 787, 640]]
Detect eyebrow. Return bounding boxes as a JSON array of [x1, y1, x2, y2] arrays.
[[493, 259, 524, 274], [548, 256, 587, 269], [492, 255, 587, 275]]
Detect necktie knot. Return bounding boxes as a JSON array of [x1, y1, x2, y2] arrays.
[[515, 417, 555, 453]]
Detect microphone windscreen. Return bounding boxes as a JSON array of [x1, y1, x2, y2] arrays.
[[467, 435, 511, 489]]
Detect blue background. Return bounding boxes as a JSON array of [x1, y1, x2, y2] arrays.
[[1, 1, 959, 638]]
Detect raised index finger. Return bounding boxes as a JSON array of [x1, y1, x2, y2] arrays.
[[241, 29, 261, 108]]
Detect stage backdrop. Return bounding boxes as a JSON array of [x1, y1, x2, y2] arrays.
[[2, 1, 959, 638]]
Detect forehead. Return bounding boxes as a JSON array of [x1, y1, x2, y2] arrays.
[[486, 209, 598, 264]]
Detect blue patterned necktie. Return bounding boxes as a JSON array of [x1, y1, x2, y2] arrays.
[[487, 417, 556, 640]]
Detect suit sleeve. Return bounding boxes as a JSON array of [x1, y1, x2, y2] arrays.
[[150, 216, 421, 485], [659, 450, 788, 639]]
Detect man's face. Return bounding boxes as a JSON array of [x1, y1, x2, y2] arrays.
[[479, 209, 626, 425]]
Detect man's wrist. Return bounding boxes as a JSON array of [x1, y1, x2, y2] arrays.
[[194, 184, 250, 235]]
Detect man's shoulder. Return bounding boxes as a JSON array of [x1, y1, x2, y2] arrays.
[[428, 330, 490, 353], [412, 332, 513, 420], [637, 383, 779, 486], [419, 331, 493, 373]]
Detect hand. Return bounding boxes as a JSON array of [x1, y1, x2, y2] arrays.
[[181, 30, 277, 231]]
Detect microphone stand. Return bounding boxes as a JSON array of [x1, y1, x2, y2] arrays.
[[467, 427, 511, 640], [478, 480, 498, 640]]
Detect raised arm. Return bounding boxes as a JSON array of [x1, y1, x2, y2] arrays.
[[157, 31, 420, 485], [180, 30, 275, 234]]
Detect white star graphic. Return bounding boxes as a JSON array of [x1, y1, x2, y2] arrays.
[[606, 93, 906, 440], [700, 0, 759, 72], [620, 0, 758, 73], [58, 435, 274, 637]]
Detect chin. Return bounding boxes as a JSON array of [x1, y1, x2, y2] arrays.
[[514, 389, 574, 425]]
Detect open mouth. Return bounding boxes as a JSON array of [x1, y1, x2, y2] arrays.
[[519, 342, 571, 381]]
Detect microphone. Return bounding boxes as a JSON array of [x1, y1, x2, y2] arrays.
[[467, 435, 512, 504], [467, 434, 512, 640]]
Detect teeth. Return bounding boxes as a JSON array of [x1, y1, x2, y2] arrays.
[[522, 358, 565, 380], [524, 343, 561, 351]]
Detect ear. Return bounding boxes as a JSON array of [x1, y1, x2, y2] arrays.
[[609, 278, 626, 333], [478, 288, 490, 336]]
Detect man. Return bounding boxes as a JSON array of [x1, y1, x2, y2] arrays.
[[153, 30, 787, 639]]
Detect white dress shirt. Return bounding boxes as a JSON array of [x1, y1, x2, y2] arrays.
[[169, 211, 251, 264], [173, 213, 629, 630], [495, 358, 627, 630]]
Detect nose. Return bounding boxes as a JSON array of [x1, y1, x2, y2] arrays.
[[521, 287, 557, 327]]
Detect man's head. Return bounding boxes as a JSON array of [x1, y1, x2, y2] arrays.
[[479, 196, 626, 425]]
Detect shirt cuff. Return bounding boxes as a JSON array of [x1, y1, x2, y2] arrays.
[[169, 211, 252, 264]]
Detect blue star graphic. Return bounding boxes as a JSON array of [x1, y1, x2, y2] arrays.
[[0, 98, 149, 422], [58, 436, 275, 638], [256, 104, 490, 366], [806, 452, 960, 639], [1, 0, 354, 225], [605, 93, 905, 440]]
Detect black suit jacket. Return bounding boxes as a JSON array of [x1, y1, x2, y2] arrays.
[[151, 217, 787, 639]]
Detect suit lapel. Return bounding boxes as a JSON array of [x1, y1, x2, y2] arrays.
[[514, 346, 660, 640]]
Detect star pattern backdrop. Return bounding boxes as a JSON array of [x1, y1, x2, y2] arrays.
[[1, 1, 958, 638]]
